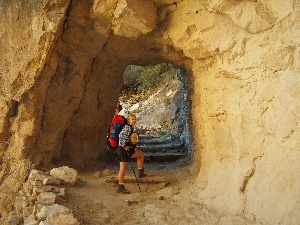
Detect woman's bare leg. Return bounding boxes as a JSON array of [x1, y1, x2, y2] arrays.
[[131, 149, 145, 168], [118, 162, 129, 184], [131, 149, 147, 177]]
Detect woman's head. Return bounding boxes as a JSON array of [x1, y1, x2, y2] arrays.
[[127, 114, 137, 125]]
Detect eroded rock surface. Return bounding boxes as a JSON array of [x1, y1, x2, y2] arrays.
[[0, 0, 299, 224]]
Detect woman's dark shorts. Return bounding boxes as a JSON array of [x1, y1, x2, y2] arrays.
[[116, 146, 135, 162]]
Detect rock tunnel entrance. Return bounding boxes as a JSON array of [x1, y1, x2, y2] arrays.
[[24, 43, 194, 170], [111, 63, 194, 166], [1, 0, 299, 223]]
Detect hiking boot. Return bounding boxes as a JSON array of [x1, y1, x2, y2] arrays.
[[116, 184, 130, 194], [138, 168, 147, 178]]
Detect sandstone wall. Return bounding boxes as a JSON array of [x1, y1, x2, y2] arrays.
[[0, 0, 71, 219], [185, 2, 300, 224], [0, 0, 299, 224]]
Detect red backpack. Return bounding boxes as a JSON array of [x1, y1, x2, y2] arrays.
[[107, 115, 126, 149]]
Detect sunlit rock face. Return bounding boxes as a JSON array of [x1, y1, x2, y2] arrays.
[[0, 0, 299, 224], [112, 0, 157, 39]]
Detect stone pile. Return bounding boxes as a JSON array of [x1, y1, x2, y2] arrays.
[[12, 166, 79, 225]]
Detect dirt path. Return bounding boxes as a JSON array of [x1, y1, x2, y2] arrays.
[[61, 161, 252, 225]]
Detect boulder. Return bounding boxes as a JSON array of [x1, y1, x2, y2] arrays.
[[50, 167, 78, 186]]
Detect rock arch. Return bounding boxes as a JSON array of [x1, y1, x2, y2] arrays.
[[0, 0, 299, 224]]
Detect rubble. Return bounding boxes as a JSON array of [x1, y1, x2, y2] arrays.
[[12, 167, 79, 224]]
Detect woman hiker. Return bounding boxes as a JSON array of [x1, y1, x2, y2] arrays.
[[116, 114, 147, 194]]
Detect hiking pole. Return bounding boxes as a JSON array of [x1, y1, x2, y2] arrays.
[[128, 154, 142, 194]]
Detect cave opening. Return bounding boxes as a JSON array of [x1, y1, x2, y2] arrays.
[[104, 63, 194, 169]]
